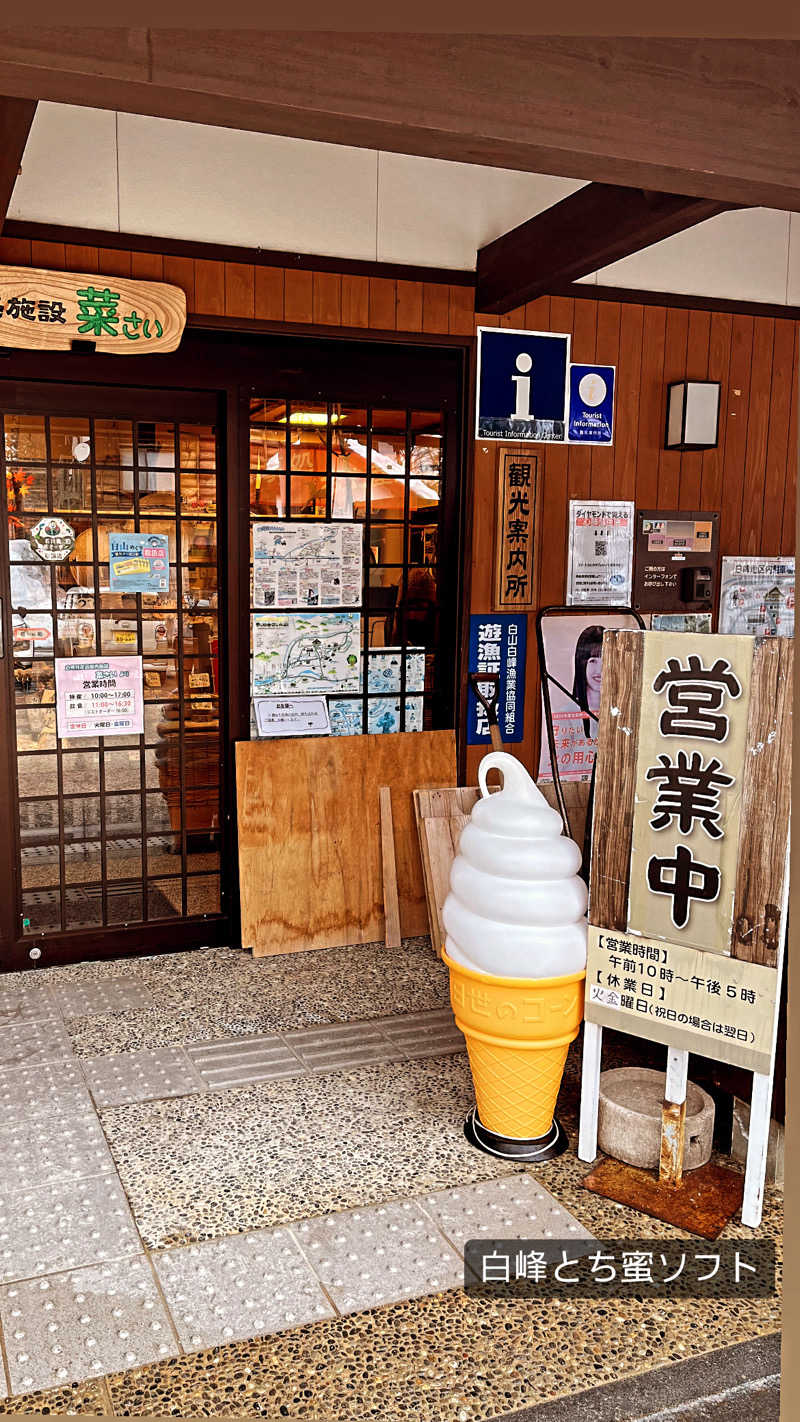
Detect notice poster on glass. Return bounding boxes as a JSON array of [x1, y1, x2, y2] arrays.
[[538, 613, 634, 782], [252, 521, 362, 609], [651, 612, 712, 634], [55, 655, 144, 739], [108, 532, 170, 594], [566, 500, 634, 605], [718, 556, 795, 639], [251, 612, 361, 696]]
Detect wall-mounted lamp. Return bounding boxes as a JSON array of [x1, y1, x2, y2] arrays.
[[664, 380, 721, 451]]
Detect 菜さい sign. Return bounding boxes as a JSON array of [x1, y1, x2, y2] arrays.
[[584, 629, 792, 1074], [0, 265, 186, 354], [476, 327, 570, 442], [467, 614, 527, 744]]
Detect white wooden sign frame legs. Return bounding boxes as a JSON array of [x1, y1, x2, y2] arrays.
[[578, 841, 789, 1231]]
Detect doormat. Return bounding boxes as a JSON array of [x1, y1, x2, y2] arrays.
[[23, 883, 179, 932], [581, 1157, 745, 1240]]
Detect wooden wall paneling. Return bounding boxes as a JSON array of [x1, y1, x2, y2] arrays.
[[131, 250, 164, 281], [29, 240, 65, 270], [225, 262, 255, 320], [634, 304, 667, 510], [311, 271, 342, 326], [340, 273, 370, 328], [396, 279, 423, 332], [500, 304, 527, 329], [677, 308, 711, 509], [523, 296, 550, 330], [236, 730, 457, 955], [163, 254, 195, 309], [699, 310, 733, 514], [719, 314, 755, 555], [0, 235, 31, 264], [760, 318, 795, 554], [422, 281, 450, 333], [612, 302, 644, 500], [194, 258, 226, 316], [539, 295, 574, 605], [656, 306, 689, 508], [588, 629, 644, 931], [589, 300, 620, 500], [65, 243, 99, 273], [448, 284, 475, 336], [567, 298, 598, 509], [97, 247, 132, 279], [732, 639, 793, 967], [781, 322, 799, 554], [739, 317, 776, 555], [254, 264, 285, 322], [368, 276, 397, 330], [283, 268, 314, 324]]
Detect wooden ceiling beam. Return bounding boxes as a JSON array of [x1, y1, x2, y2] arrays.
[[0, 95, 36, 230], [0, 35, 798, 210], [475, 183, 736, 314]]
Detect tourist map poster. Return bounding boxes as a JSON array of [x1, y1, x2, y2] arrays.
[[251, 612, 361, 695], [252, 521, 362, 609], [718, 556, 795, 639]]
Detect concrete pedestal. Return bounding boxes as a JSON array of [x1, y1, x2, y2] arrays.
[[597, 1066, 715, 1171]]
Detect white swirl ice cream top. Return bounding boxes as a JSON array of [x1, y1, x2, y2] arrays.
[[443, 750, 588, 979]]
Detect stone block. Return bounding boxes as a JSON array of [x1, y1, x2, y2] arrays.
[[597, 1066, 715, 1171]]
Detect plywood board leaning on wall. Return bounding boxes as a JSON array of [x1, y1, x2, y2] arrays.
[[237, 730, 457, 956]]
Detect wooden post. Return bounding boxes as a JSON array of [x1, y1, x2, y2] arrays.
[[659, 1047, 689, 1185], [578, 1021, 604, 1161], [380, 786, 402, 949]]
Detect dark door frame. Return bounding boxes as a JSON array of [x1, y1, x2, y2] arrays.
[[0, 324, 470, 971]]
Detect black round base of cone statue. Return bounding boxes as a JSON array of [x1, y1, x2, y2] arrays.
[[463, 1106, 569, 1162]]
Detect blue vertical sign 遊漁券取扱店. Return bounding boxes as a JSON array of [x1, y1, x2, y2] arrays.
[[475, 327, 571, 442], [467, 614, 527, 744], [567, 364, 615, 444]]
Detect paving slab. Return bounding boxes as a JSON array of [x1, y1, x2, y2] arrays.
[[0, 1255, 175, 1395], [293, 1199, 463, 1315], [187, 1035, 305, 1090], [153, 1227, 334, 1352], [0, 1019, 75, 1071], [0, 1109, 113, 1194], [0, 981, 61, 1027], [55, 981, 154, 1019], [82, 1047, 204, 1108], [0, 1173, 141, 1285], [286, 1022, 400, 1073], [421, 1172, 594, 1253]]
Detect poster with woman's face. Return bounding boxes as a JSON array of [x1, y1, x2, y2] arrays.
[[537, 613, 634, 782]]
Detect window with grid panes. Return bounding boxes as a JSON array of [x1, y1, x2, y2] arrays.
[[249, 400, 444, 735]]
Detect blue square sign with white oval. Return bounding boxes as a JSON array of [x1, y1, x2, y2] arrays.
[[475, 327, 570, 442], [568, 363, 615, 444]]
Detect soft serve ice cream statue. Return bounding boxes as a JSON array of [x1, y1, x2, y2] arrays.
[[443, 750, 588, 979]]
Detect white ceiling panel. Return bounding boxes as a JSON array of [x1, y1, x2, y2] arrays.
[[376, 150, 582, 269], [9, 102, 118, 231], [593, 207, 792, 306], [117, 113, 379, 261]]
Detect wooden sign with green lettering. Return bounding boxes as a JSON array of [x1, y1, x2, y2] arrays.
[[0, 265, 186, 354]]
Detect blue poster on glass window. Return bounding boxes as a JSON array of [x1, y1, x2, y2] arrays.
[[108, 532, 170, 593], [467, 613, 527, 745], [476, 327, 570, 442], [568, 364, 615, 444]]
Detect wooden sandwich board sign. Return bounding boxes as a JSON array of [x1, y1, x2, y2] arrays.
[[0, 265, 186, 354], [578, 629, 792, 1228]]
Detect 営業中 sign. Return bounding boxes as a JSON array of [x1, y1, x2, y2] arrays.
[[494, 447, 538, 610], [476, 327, 570, 442], [566, 500, 634, 605], [0, 265, 186, 354], [108, 532, 170, 593], [568, 364, 615, 444], [55, 655, 144, 739], [584, 629, 792, 1074], [467, 613, 527, 744]]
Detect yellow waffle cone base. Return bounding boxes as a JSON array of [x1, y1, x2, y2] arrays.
[[444, 952, 585, 1142]]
